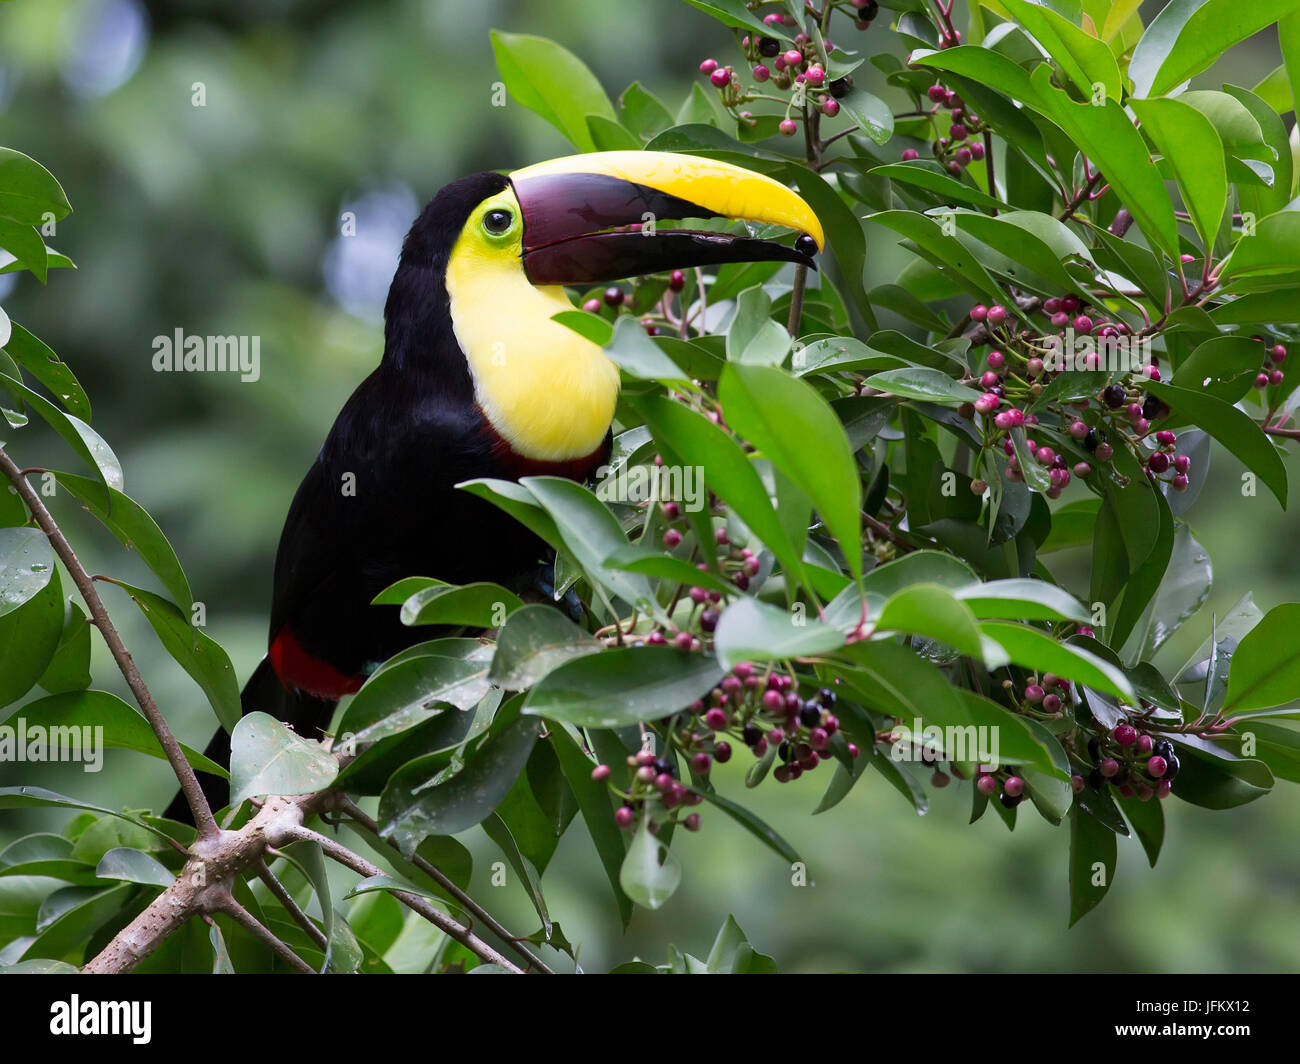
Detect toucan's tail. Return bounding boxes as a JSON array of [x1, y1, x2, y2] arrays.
[[162, 656, 336, 825]]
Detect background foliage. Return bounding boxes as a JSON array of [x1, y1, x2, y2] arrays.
[[1, 0, 1299, 973]]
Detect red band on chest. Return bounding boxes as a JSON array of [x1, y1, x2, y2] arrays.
[[269, 627, 365, 700]]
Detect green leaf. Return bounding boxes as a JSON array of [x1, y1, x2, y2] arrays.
[[955, 578, 1090, 623], [1001, 0, 1123, 104], [705, 914, 778, 973], [1131, 0, 1300, 98], [869, 209, 1006, 299], [551, 308, 611, 346], [1223, 603, 1300, 712], [1144, 380, 1287, 507], [726, 286, 790, 366], [523, 645, 724, 728], [95, 847, 173, 888], [0, 526, 52, 617], [874, 583, 987, 660], [17, 690, 225, 776], [522, 476, 658, 613], [586, 114, 641, 151], [0, 218, 47, 282], [489, 604, 602, 689], [104, 579, 242, 733], [22, 883, 132, 962], [338, 642, 493, 743], [1170, 335, 1269, 404], [1, 323, 90, 421], [0, 564, 62, 709], [869, 162, 1007, 211], [1026, 66, 1181, 258], [696, 787, 800, 863], [1117, 795, 1165, 867], [619, 82, 675, 139], [605, 314, 689, 381], [681, 0, 792, 40], [719, 364, 862, 579], [713, 596, 845, 669], [629, 394, 806, 587], [489, 31, 617, 152], [838, 88, 894, 145], [619, 815, 680, 910], [394, 581, 523, 628], [229, 712, 338, 806], [1169, 734, 1273, 808], [980, 621, 1136, 702], [0, 375, 121, 496], [1129, 98, 1226, 252], [380, 715, 540, 854], [56, 472, 193, 611], [0, 148, 72, 225], [863, 366, 982, 406], [550, 726, 632, 927], [1221, 209, 1300, 279], [458, 478, 562, 549], [1068, 806, 1117, 926]]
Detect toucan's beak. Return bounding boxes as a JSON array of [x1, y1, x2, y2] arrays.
[[509, 151, 824, 285]]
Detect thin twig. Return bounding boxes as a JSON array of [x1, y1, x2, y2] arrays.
[[0, 447, 218, 838], [284, 824, 526, 973], [788, 264, 808, 335], [255, 859, 327, 950], [214, 891, 316, 974], [337, 797, 554, 975]]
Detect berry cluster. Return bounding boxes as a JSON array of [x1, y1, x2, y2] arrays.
[[1075, 724, 1180, 801], [593, 669, 857, 836], [923, 83, 985, 175], [1252, 335, 1288, 390]]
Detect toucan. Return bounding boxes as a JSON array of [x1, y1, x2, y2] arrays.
[[165, 151, 823, 824]]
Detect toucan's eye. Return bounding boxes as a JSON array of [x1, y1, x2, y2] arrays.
[[483, 208, 514, 235]]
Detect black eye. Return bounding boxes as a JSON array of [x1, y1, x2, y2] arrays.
[[483, 208, 513, 235]]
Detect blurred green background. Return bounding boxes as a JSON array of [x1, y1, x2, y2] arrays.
[[1, 0, 1297, 972]]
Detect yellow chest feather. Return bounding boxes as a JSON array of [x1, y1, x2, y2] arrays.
[[445, 244, 619, 462]]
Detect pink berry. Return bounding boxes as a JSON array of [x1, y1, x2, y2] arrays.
[[976, 774, 997, 796], [1100, 758, 1120, 778], [1024, 684, 1044, 703], [699, 59, 718, 74], [1073, 462, 1092, 478], [664, 528, 682, 548], [1114, 724, 1137, 746], [970, 304, 989, 322], [1256, 372, 1270, 389], [752, 64, 770, 82], [1073, 315, 1093, 334], [710, 67, 731, 88], [591, 763, 611, 782], [615, 806, 635, 828], [1270, 344, 1287, 363], [987, 350, 1005, 369], [1137, 734, 1153, 754], [1042, 693, 1062, 712], [1270, 369, 1285, 385], [1147, 755, 1168, 778], [1003, 776, 1024, 797], [704, 707, 727, 730], [901, 148, 919, 161], [927, 84, 947, 102], [822, 98, 839, 117], [784, 49, 803, 67], [986, 304, 1007, 325], [779, 118, 798, 136]]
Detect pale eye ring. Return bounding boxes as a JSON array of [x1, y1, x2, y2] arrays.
[[483, 208, 514, 235]]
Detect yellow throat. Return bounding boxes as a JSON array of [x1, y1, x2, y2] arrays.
[[444, 189, 619, 462]]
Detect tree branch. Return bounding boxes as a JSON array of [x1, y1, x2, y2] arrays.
[[213, 890, 316, 974], [0, 447, 219, 839], [336, 797, 553, 975], [283, 824, 527, 974], [255, 859, 327, 951]]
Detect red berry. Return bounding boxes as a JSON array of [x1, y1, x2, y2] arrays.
[[699, 59, 718, 74], [1114, 724, 1137, 746], [986, 304, 1007, 325], [710, 67, 731, 88]]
